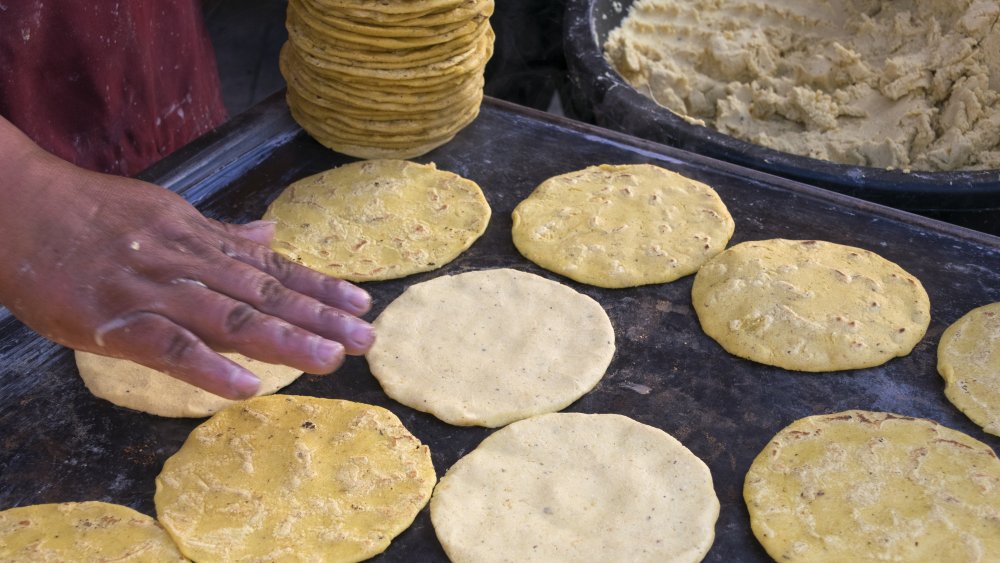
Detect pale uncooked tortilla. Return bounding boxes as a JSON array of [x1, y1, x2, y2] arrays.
[[366, 268, 616, 427], [744, 410, 1000, 562], [606, 0, 1000, 172], [263, 159, 491, 282], [512, 163, 734, 288], [154, 395, 436, 562], [937, 301, 1000, 436], [431, 412, 720, 563], [692, 239, 930, 371], [75, 350, 303, 418], [0, 501, 185, 562]]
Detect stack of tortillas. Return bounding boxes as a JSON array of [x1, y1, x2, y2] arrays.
[[280, 0, 495, 159]]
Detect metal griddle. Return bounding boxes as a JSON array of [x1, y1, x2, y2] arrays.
[[2, 95, 999, 561]]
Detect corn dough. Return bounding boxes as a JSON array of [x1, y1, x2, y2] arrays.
[[744, 410, 1000, 562], [154, 395, 435, 562], [263, 159, 490, 282], [692, 239, 930, 371], [0, 501, 185, 562], [366, 268, 616, 427], [937, 302, 1000, 436], [431, 412, 720, 563], [512, 163, 734, 288], [75, 350, 302, 418], [606, 0, 1000, 172]]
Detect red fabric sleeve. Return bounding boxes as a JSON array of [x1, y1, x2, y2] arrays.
[[0, 0, 228, 176]]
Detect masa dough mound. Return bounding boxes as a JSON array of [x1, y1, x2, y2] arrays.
[[75, 350, 302, 418], [430, 412, 720, 563], [0, 501, 185, 561], [606, 0, 1000, 172], [154, 395, 435, 562], [263, 159, 490, 282], [512, 163, 734, 288], [744, 410, 1000, 562], [366, 268, 616, 427], [692, 239, 930, 371], [938, 301, 1000, 436]]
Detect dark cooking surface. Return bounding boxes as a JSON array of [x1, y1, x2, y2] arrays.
[[2, 95, 999, 561]]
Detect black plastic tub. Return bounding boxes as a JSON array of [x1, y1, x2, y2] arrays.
[[564, 0, 1000, 234]]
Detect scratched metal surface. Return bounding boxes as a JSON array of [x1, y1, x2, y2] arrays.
[[2, 95, 999, 561]]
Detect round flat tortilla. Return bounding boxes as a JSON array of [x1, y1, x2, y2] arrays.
[[75, 350, 303, 418], [0, 501, 185, 561], [301, 129, 462, 160], [288, 0, 485, 50], [430, 412, 719, 562], [744, 410, 1000, 562], [311, 0, 467, 15], [281, 0, 492, 159], [285, 86, 482, 136], [512, 163, 735, 288], [692, 239, 931, 371], [286, 19, 492, 81], [937, 302, 1000, 436], [366, 268, 616, 427], [263, 159, 490, 282], [286, 67, 485, 116], [154, 395, 436, 562], [319, 2, 491, 26]]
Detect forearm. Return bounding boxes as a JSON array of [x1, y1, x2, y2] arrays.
[[0, 116, 114, 318], [0, 115, 78, 315]]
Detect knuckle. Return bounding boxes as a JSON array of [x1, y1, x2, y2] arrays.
[[218, 238, 238, 258], [224, 303, 258, 334], [317, 305, 349, 326], [264, 250, 295, 280], [162, 331, 200, 366], [255, 278, 289, 307]]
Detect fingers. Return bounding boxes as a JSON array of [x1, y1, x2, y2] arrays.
[[215, 224, 372, 317], [154, 278, 350, 372], [94, 312, 262, 400], [229, 220, 276, 247], [177, 260, 375, 356]]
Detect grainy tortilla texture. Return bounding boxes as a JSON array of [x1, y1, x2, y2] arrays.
[[605, 0, 1000, 172]]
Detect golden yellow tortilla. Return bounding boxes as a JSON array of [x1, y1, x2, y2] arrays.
[[285, 85, 483, 137], [0, 501, 186, 562], [154, 395, 436, 562], [937, 302, 1000, 436], [744, 410, 1000, 562], [263, 159, 490, 282], [291, 0, 482, 38], [280, 0, 492, 159], [75, 350, 303, 418], [311, 0, 468, 16], [289, 0, 486, 50], [512, 163, 735, 288], [692, 239, 930, 371]]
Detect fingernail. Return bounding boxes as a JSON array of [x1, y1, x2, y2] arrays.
[[243, 220, 277, 231], [350, 322, 375, 349], [229, 369, 261, 399], [346, 286, 372, 312], [314, 338, 345, 367]]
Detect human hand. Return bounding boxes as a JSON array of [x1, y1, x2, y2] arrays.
[[0, 124, 374, 399]]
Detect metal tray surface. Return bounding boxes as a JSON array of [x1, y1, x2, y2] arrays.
[[2, 95, 999, 562]]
